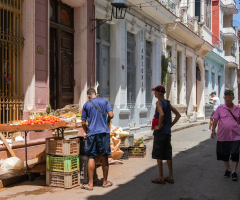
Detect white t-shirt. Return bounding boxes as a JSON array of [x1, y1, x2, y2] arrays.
[[212, 96, 220, 111]]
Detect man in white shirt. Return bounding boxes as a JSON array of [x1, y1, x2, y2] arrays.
[[203, 92, 220, 131]]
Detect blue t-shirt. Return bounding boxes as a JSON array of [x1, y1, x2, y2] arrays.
[[81, 97, 112, 136]]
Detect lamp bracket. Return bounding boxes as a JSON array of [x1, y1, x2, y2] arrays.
[[91, 15, 112, 31]]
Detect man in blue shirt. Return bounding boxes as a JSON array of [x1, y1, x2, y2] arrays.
[[81, 88, 114, 190]]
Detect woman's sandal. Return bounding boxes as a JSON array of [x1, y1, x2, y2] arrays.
[[164, 177, 174, 184], [151, 178, 165, 184], [81, 184, 93, 191], [103, 181, 113, 188]]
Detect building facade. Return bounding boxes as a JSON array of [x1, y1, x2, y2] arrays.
[[94, 0, 213, 133]]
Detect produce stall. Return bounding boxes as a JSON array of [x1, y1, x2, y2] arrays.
[[0, 118, 66, 173]]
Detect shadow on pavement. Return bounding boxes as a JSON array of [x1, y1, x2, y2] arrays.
[[87, 138, 240, 200]]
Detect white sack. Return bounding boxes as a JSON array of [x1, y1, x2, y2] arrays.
[[1, 157, 24, 171]]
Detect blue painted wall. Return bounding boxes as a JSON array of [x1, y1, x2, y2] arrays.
[[205, 49, 227, 105]]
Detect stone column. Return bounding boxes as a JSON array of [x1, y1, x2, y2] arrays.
[[74, 3, 88, 109], [198, 22, 204, 38], [109, 19, 129, 129], [175, 0, 182, 18], [181, 6, 188, 26], [172, 41, 177, 105], [193, 16, 199, 34], [22, 0, 36, 118], [233, 68, 238, 104], [135, 29, 148, 128]]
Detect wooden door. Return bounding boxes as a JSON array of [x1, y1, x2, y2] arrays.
[[49, 0, 74, 110], [60, 31, 74, 107]]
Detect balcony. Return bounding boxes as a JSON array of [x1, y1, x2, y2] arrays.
[[221, 27, 238, 41], [225, 55, 236, 63], [225, 54, 238, 67], [179, 9, 197, 33], [220, 0, 238, 15], [212, 36, 223, 49]]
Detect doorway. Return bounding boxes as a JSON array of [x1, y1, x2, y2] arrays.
[[49, 0, 74, 110]]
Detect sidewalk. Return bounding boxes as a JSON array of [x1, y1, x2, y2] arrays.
[[134, 120, 208, 141], [0, 120, 208, 188]]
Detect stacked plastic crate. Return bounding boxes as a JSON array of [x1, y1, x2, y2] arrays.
[[45, 137, 80, 189]]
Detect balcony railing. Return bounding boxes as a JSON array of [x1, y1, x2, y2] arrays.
[[212, 35, 223, 49], [179, 9, 195, 32], [225, 55, 236, 63], [187, 14, 194, 31], [222, 27, 237, 35], [221, 0, 236, 6]]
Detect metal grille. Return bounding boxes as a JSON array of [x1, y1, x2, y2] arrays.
[[0, 0, 24, 126], [127, 32, 136, 125], [146, 41, 152, 121]]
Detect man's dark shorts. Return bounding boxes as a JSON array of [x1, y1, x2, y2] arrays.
[[217, 140, 240, 162], [210, 111, 215, 119], [152, 133, 172, 160], [85, 133, 111, 158]]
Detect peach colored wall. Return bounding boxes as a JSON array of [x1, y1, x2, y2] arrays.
[[212, 0, 219, 40], [35, 0, 49, 110]]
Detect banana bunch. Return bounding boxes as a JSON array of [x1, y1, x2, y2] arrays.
[[63, 112, 75, 118]]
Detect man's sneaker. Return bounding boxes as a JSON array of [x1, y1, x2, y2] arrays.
[[224, 170, 231, 178], [232, 172, 238, 181]]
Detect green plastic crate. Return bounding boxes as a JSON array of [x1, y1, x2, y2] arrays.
[[47, 155, 79, 172]]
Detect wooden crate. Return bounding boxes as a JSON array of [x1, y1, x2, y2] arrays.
[[46, 137, 80, 156], [128, 145, 146, 158], [46, 155, 79, 172], [46, 170, 80, 189]]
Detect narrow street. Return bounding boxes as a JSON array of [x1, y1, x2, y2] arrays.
[[1, 124, 239, 200]]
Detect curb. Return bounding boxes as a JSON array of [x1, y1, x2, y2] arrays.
[[143, 121, 208, 142]]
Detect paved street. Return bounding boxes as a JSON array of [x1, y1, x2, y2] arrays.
[[1, 124, 240, 200]]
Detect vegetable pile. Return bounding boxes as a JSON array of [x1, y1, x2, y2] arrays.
[[21, 116, 63, 125]]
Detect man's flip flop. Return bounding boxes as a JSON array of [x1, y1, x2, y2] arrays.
[[81, 184, 93, 191], [103, 181, 113, 188], [164, 177, 174, 184], [151, 178, 165, 184]]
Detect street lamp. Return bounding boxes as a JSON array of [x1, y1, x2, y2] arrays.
[[111, 0, 129, 19], [92, 0, 128, 31]]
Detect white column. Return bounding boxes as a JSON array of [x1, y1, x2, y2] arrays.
[[135, 30, 145, 109], [233, 68, 238, 105], [179, 50, 186, 104], [193, 16, 199, 34], [200, 0, 205, 23], [109, 20, 129, 128], [22, 0, 36, 113], [172, 41, 177, 105], [74, 4, 88, 108]]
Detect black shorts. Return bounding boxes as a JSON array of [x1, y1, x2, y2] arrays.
[[152, 133, 172, 160], [217, 141, 240, 162]]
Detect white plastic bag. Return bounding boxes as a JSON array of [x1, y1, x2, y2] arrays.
[[1, 157, 24, 171], [15, 136, 24, 142]]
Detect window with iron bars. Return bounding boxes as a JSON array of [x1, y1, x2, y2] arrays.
[[0, 0, 24, 127]]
